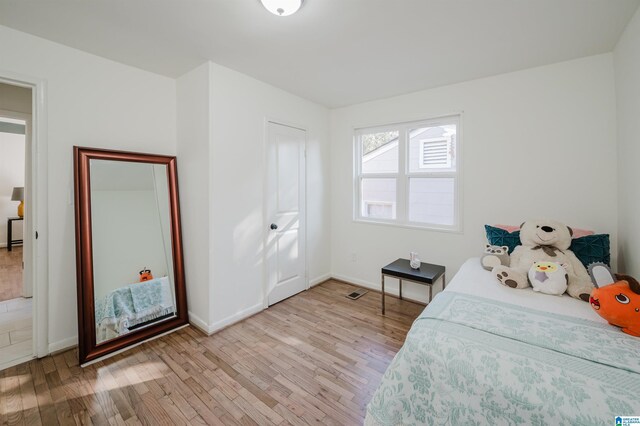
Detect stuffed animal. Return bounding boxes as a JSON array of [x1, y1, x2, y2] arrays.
[[588, 263, 640, 337], [481, 244, 510, 271], [139, 267, 153, 282], [527, 261, 568, 296], [493, 219, 594, 301]]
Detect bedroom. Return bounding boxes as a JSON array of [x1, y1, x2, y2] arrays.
[[0, 0, 639, 424]]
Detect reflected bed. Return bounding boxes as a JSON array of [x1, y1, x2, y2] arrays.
[[95, 276, 175, 343]]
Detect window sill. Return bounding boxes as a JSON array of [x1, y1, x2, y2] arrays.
[[353, 218, 463, 234]]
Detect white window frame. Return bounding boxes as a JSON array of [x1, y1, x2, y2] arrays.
[[353, 114, 462, 232]]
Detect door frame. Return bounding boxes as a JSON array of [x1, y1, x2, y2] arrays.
[[262, 118, 308, 309], [0, 70, 49, 362]]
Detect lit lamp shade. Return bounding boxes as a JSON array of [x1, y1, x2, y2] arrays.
[[260, 0, 303, 16], [11, 187, 24, 218]]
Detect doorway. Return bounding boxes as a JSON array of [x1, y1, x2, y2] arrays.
[[0, 83, 33, 366], [265, 121, 307, 306]]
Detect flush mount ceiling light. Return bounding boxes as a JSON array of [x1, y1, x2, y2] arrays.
[[260, 0, 303, 16]]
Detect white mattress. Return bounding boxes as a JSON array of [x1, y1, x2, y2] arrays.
[[445, 257, 604, 323]]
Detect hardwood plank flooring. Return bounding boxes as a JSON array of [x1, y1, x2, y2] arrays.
[[0, 280, 423, 425], [0, 297, 32, 366], [0, 246, 32, 366], [0, 247, 23, 302]]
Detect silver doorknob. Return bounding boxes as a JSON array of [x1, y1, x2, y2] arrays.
[[270, 223, 278, 230]]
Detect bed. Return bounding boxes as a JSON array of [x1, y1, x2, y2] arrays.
[[365, 258, 640, 425]]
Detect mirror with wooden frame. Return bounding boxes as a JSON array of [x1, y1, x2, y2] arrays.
[[73, 147, 188, 365]]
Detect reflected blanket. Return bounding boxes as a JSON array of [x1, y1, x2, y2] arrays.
[[365, 291, 640, 426], [95, 276, 174, 341]]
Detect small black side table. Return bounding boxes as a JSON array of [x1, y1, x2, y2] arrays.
[[7, 216, 23, 251], [381, 258, 446, 314]]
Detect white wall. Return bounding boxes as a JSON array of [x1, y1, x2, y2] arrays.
[[176, 62, 212, 332], [0, 82, 31, 114], [0, 25, 177, 351], [176, 62, 332, 333], [331, 54, 618, 302], [615, 7, 640, 277], [206, 62, 331, 331], [0, 131, 25, 247]]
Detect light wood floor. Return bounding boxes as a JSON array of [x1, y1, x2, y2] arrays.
[[0, 280, 423, 425], [0, 297, 32, 366], [0, 247, 22, 302], [0, 246, 31, 366]]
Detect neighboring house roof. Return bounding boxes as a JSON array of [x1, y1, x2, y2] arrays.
[[363, 127, 443, 162], [362, 139, 398, 163]]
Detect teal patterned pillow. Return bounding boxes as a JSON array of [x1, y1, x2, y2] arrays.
[[569, 234, 610, 268], [485, 225, 610, 268], [485, 225, 521, 254]]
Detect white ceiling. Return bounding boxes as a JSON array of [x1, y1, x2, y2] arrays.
[[0, 0, 638, 107]]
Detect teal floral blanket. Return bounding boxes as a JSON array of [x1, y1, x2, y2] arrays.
[[95, 277, 175, 341], [365, 291, 640, 426]]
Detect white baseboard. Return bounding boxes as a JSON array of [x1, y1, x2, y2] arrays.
[[41, 272, 424, 359], [188, 311, 210, 335], [332, 273, 383, 293], [48, 325, 190, 367], [309, 273, 331, 287], [332, 272, 432, 304], [189, 303, 264, 336], [80, 324, 189, 367], [209, 302, 263, 335], [0, 354, 36, 372], [45, 305, 264, 358], [48, 336, 78, 354]]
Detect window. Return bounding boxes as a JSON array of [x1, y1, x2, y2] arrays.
[[354, 115, 461, 231]]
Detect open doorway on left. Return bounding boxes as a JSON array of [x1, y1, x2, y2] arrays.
[[0, 82, 33, 365]]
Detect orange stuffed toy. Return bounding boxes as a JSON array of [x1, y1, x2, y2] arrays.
[[139, 267, 154, 282], [588, 263, 640, 337]]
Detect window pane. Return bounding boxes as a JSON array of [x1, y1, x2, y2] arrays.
[[361, 178, 396, 219], [408, 178, 455, 225], [408, 124, 456, 173], [361, 131, 399, 173]]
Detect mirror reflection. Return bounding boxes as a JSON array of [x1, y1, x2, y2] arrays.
[[90, 160, 176, 344]]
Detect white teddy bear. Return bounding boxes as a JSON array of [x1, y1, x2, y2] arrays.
[[492, 219, 594, 301]]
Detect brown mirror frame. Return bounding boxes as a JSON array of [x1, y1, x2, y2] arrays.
[[73, 146, 188, 365]]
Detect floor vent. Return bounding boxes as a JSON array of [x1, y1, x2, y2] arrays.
[[346, 289, 368, 300]]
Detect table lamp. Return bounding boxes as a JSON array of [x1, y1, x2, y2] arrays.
[[11, 187, 24, 218]]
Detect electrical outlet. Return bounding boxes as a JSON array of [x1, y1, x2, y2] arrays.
[[350, 253, 357, 262]]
